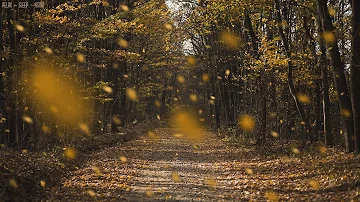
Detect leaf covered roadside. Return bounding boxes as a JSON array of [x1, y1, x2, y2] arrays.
[[0, 124, 148, 201]]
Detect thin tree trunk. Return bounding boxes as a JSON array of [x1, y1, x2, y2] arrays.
[[351, 0, 360, 154], [317, 17, 333, 145]]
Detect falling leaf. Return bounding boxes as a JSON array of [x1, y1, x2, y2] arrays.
[[265, 191, 279, 202], [156, 114, 161, 120], [210, 95, 216, 100], [219, 30, 241, 49], [154, 100, 162, 107], [173, 133, 183, 138], [297, 93, 310, 104], [170, 110, 205, 141], [291, 147, 300, 154], [15, 24, 25, 32], [92, 166, 102, 176], [88, 190, 96, 197], [202, 74, 210, 82], [189, 94, 197, 102], [323, 31, 336, 45], [119, 156, 127, 163], [148, 130, 158, 140], [76, 53, 85, 63], [44, 47, 53, 54], [328, 6, 336, 16], [171, 172, 180, 182], [120, 4, 129, 11], [245, 168, 253, 175], [238, 115, 255, 131], [79, 123, 91, 135], [126, 88, 138, 101], [340, 108, 352, 118], [40, 180, 45, 187], [9, 179, 17, 188], [145, 188, 153, 197], [64, 147, 77, 159], [225, 69, 230, 76], [271, 131, 279, 138], [193, 145, 199, 149], [22, 116, 33, 124], [102, 85, 113, 94], [186, 56, 197, 65], [164, 23, 173, 30], [118, 38, 128, 48], [112, 116, 121, 125], [206, 178, 217, 188], [177, 75, 185, 83], [319, 146, 327, 154], [41, 125, 51, 134], [309, 179, 319, 190]]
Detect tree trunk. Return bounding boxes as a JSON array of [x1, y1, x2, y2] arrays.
[[316, 0, 355, 152], [351, 0, 360, 154], [317, 17, 333, 145], [275, 0, 309, 145]]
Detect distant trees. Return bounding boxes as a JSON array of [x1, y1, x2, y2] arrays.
[[0, 0, 182, 149], [183, 0, 360, 153]]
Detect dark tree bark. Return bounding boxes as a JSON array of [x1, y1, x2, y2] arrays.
[[350, 0, 360, 154], [316, 0, 354, 152], [317, 17, 333, 145], [275, 0, 310, 144]]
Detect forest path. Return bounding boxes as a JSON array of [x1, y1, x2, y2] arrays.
[[46, 128, 359, 201]]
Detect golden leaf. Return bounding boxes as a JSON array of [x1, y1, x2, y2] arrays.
[[186, 56, 197, 65], [245, 168, 253, 175], [44, 47, 53, 54], [88, 189, 96, 197], [15, 24, 25, 32], [271, 131, 279, 138], [202, 74, 210, 82], [148, 130, 158, 140], [119, 156, 127, 163], [76, 53, 85, 63], [102, 85, 113, 94], [340, 108, 352, 118], [265, 191, 279, 202], [189, 94, 198, 102], [40, 180, 45, 187], [238, 115, 255, 131], [171, 172, 180, 182], [219, 30, 241, 49], [118, 38, 128, 48], [120, 4, 129, 11], [297, 93, 310, 104], [22, 116, 33, 124], [9, 179, 17, 188], [177, 75, 185, 83], [309, 179, 319, 190], [79, 123, 91, 136], [64, 147, 76, 159], [126, 88, 138, 101], [323, 31, 336, 45]]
